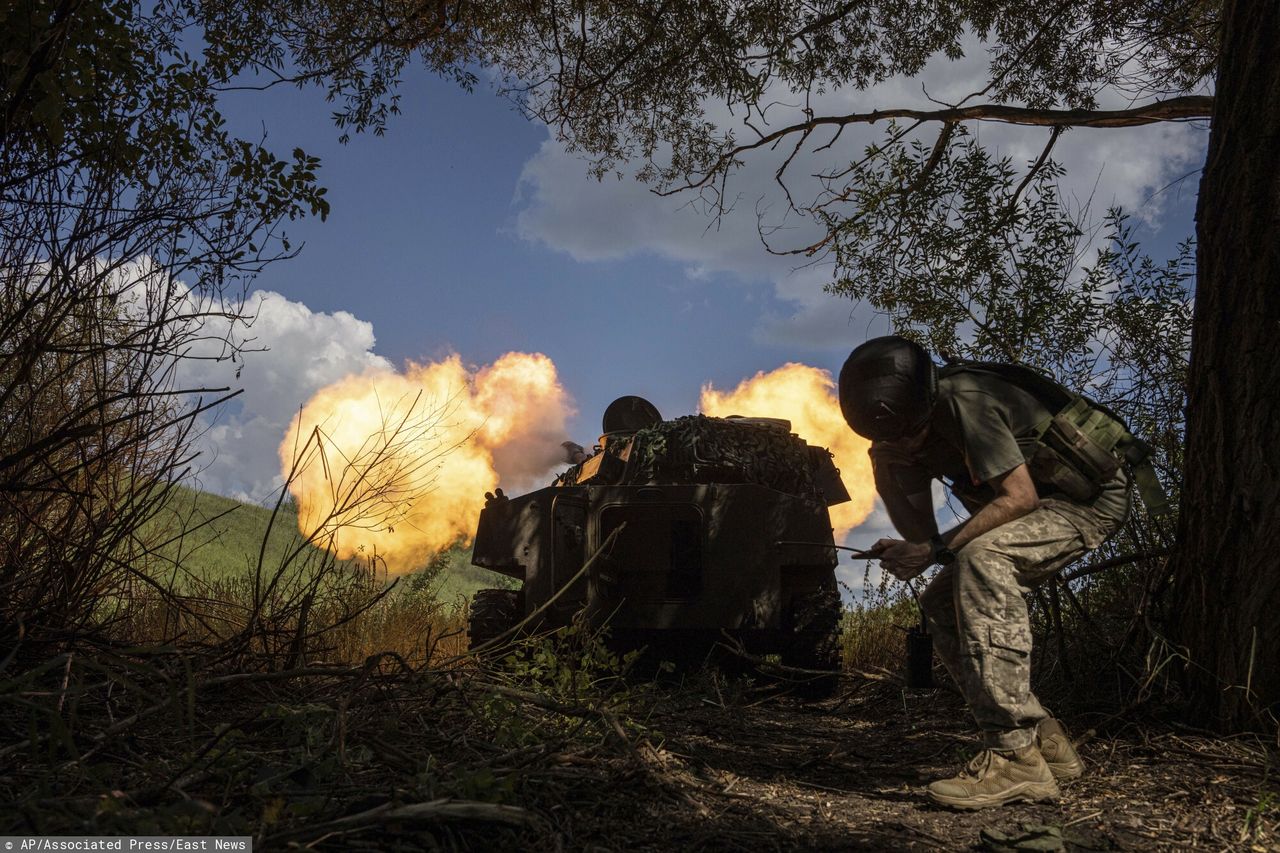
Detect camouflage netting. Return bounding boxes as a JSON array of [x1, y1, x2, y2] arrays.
[[557, 415, 831, 501]]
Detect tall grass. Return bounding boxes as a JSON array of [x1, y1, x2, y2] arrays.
[[118, 552, 468, 668], [841, 595, 919, 676], [69, 394, 510, 670]]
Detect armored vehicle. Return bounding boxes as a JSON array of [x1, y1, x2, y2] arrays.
[[468, 396, 851, 686]]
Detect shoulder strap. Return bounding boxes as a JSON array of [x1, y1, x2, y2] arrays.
[[938, 358, 1073, 411], [939, 358, 1173, 517]]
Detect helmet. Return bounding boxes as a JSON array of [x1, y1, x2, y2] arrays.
[[838, 336, 937, 441]]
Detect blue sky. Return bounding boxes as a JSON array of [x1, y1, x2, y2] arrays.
[[215, 74, 848, 434], [193, 57, 1206, 555]]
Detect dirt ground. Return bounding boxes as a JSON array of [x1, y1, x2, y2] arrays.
[[5, 661, 1276, 852], [588, 678, 1280, 852]]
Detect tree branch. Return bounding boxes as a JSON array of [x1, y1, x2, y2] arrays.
[[1006, 125, 1063, 217], [667, 95, 1213, 194], [903, 120, 956, 197], [1062, 549, 1173, 582], [789, 0, 867, 42]]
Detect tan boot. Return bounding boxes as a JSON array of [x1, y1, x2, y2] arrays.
[[927, 745, 1061, 810], [1037, 718, 1085, 781]]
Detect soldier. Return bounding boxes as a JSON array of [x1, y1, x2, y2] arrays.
[[837, 336, 1133, 810]]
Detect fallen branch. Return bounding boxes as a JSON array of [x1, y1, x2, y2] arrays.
[[269, 797, 538, 845], [1062, 549, 1172, 582]]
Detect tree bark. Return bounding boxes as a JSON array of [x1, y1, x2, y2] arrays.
[[1176, 0, 1280, 731]]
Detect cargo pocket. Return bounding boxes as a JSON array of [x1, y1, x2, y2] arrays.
[[1040, 499, 1108, 550], [982, 624, 1033, 708]]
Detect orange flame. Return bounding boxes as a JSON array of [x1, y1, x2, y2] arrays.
[[700, 363, 875, 539], [280, 352, 573, 574]]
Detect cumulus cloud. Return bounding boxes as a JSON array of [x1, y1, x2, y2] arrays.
[[514, 36, 1208, 349], [8, 260, 394, 506], [180, 291, 394, 502]]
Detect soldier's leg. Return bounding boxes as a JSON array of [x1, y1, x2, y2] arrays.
[[950, 504, 1096, 750], [919, 566, 965, 688]]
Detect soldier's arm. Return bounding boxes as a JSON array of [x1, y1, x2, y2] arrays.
[[936, 389, 1041, 551], [941, 462, 1040, 552]]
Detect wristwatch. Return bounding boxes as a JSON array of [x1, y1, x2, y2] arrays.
[[929, 533, 956, 566]]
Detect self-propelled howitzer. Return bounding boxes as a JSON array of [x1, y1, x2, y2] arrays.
[[468, 396, 851, 690]]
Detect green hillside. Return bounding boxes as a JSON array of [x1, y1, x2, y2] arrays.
[[143, 486, 512, 605]]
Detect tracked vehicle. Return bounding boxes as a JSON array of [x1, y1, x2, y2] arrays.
[[468, 396, 850, 685]]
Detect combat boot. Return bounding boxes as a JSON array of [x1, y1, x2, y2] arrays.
[[1037, 718, 1085, 780], [927, 745, 1060, 810]]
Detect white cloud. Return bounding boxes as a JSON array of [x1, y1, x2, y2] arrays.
[[514, 35, 1208, 348], [180, 291, 393, 502], [12, 261, 391, 505]]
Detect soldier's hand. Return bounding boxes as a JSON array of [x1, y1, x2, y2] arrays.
[[876, 538, 932, 581]]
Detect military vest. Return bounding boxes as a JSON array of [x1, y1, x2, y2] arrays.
[[937, 359, 1173, 517]]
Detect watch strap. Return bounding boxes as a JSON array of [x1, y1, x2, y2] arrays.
[[929, 533, 956, 566]]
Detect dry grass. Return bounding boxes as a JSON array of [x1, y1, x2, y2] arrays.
[[0, 608, 664, 849], [841, 589, 919, 676], [3, 568, 1276, 851], [115, 556, 470, 669]]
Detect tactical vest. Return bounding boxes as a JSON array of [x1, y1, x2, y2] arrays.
[[938, 359, 1173, 517]]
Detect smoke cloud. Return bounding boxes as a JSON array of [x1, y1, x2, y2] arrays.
[[700, 362, 876, 540], [281, 351, 575, 574]]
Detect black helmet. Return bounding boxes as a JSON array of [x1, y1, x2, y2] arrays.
[[838, 336, 937, 441]]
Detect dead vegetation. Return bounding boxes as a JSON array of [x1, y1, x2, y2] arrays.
[[3, 475, 1273, 850], [639, 675, 1279, 852], [2, 623, 1276, 851]]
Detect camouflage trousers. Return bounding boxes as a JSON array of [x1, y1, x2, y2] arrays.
[[919, 498, 1122, 750]]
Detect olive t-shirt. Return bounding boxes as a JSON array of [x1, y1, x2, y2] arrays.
[[877, 370, 1130, 545]]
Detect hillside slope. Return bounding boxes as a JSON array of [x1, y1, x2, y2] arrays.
[[143, 486, 511, 603]]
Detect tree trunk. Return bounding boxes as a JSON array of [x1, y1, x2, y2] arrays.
[[1175, 0, 1280, 731]]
